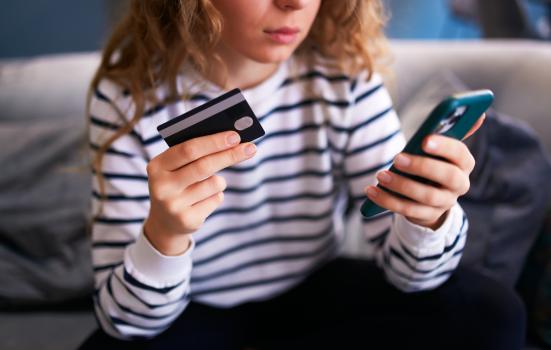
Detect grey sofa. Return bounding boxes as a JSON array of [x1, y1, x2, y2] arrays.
[[1, 40, 550, 350]]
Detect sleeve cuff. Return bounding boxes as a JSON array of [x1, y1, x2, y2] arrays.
[[393, 202, 464, 256], [124, 227, 194, 288]]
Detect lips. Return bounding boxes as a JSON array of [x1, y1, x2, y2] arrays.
[[264, 26, 300, 44], [265, 27, 300, 35]]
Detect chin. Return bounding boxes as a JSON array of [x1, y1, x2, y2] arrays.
[[249, 46, 297, 64]]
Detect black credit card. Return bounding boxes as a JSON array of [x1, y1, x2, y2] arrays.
[[157, 88, 265, 147]]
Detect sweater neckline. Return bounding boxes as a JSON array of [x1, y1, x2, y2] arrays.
[[180, 57, 291, 104]]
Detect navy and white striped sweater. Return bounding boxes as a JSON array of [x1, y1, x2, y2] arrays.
[[89, 55, 468, 339]]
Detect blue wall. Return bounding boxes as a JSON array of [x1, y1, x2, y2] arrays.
[[383, 0, 481, 39], [0, 0, 107, 58], [0, 0, 548, 58], [0, 0, 484, 59], [383, 0, 549, 40]]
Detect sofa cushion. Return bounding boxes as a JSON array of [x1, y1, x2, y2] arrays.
[[0, 311, 96, 350], [0, 53, 99, 308], [0, 116, 93, 307]]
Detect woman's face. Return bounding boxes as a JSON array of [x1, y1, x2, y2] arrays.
[[211, 0, 321, 64]]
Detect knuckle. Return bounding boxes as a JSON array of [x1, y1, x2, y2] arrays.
[[194, 159, 212, 180], [457, 143, 473, 170], [399, 183, 413, 200], [218, 133, 231, 149], [179, 211, 200, 229], [178, 211, 190, 224], [231, 147, 243, 163], [450, 170, 465, 191], [460, 178, 471, 195], [402, 205, 417, 218], [463, 149, 476, 173], [418, 159, 432, 176], [145, 160, 156, 175], [150, 182, 167, 200], [423, 190, 439, 207], [458, 141, 468, 154], [444, 168, 457, 187], [212, 175, 227, 192], [216, 191, 225, 203], [188, 221, 203, 232], [165, 200, 180, 216], [192, 218, 205, 231], [180, 143, 197, 161], [392, 200, 405, 214], [451, 140, 462, 156], [393, 177, 407, 194], [446, 196, 458, 209], [466, 153, 476, 173]]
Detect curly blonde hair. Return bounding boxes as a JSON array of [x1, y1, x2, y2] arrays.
[[89, 0, 389, 216]]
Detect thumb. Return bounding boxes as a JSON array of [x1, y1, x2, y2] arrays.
[[462, 114, 486, 141]]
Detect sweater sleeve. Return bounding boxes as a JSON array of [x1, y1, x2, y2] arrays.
[[342, 73, 468, 292], [89, 81, 194, 339]]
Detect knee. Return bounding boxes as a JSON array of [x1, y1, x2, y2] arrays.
[[474, 280, 526, 332], [454, 269, 526, 348]]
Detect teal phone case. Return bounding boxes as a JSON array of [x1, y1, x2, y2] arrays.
[[360, 89, 495, 218]]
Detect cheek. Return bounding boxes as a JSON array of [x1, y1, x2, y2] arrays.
[[305, 2, 322, 26], [218, 14, 267, 51], [215, 0, 269, 35]]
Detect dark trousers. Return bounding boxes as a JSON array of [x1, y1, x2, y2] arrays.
[[80, 257, 526, 350]]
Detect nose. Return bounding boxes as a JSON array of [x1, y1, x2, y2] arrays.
[[274, 0, 312, 11]]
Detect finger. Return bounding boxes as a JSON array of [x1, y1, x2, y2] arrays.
[[181, 175, 227, 207], [365, 185, 442, 222], [421, 135, 476, 173], [151, 131, 242, 172], [185, 192, 225, 230], [463, 114, 486, 141], [176, 142, 256, 188], [375, 170, 456, 209], [393, 153, 470, 195]]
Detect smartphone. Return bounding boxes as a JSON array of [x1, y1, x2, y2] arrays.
[[360, 89, 494, 218]]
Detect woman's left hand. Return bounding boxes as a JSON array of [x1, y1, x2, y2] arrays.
[[364, 114, 486, 230]]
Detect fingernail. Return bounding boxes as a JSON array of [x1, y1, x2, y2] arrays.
[[244, 144, 256, 156], [227, 133, 240, 146], [425, 138, 438, 151], [366, 186, 379, 197], [395, 154, 411, 167], [377, 171, 392, 184]]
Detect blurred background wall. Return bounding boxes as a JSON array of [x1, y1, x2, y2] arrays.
[[0, 0, 549, 58], [385, 0, 550, 40], [0, 0, 107, 58], [0, 0, 126, 58]]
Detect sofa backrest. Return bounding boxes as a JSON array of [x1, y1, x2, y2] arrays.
[[0, 52, 101, 122], [386, 39, 551, 154]]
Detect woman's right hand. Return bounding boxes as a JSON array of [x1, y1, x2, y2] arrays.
[[143, 131, 257, 256]]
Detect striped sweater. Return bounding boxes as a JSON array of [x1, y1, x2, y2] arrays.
[[89, 55, 468, 339]]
